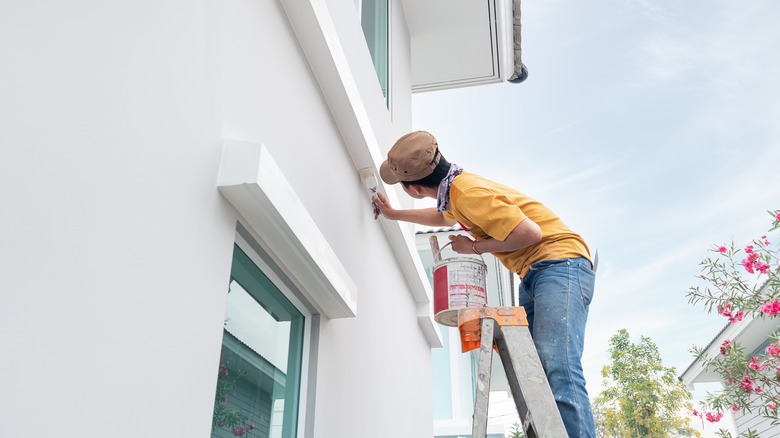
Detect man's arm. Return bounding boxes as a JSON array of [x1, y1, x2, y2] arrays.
[[448, 218, 542, 254], [373, 192, 456, 227]]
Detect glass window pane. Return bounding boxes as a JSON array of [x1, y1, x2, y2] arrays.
[[361, 0, 389, 105], [212, 245, 304, 438]]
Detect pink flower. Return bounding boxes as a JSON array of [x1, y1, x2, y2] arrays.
[[739, 375, 755, 393], [749, 357, 767, 371], [720, 303, 744, 323], [718, 246, 727, 253], [729, 311, 744, 323], [741, 251, 762, 274], [740, 243, 771, 274], [769, 403, 778, 411], [705, 411, 724, 423], [731, 405, 740, 411], [761, 300, 780, 316], [767, 342, 780, 357], [249, 424, 255, 430], [720, 339, 732, 355], [775, 213, 780, 221], [692, 408, 701, 417]]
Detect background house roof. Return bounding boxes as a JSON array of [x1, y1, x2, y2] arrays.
[[680, 278, 780, 387]]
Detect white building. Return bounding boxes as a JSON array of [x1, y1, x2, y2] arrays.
[[0, 1, 524, 437]]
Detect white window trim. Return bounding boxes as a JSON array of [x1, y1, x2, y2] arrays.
[[218, 139, 357, 319], [234, 232, 315, 438]]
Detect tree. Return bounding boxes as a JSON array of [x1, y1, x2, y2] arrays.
[[507, 422, 526, 438], [594, 329, 701, 437]]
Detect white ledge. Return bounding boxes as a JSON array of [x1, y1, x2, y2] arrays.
[[217, 139, 357, 319]]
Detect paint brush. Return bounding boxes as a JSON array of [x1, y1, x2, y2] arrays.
[[430, 236, 442, 264]]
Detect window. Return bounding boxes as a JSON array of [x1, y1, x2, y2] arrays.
[[360, 0, 390, 106], [212, 245, 305, 438]]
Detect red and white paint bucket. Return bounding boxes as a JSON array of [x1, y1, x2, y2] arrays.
[[433, 256, 488, 327]]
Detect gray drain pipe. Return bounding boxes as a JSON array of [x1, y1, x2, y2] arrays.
[[508, 0, 528, 83]]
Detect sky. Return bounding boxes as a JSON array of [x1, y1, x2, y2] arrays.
[[411, 0, 780, 434]]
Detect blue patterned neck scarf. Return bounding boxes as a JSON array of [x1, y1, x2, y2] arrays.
[[436, 164, 463, 212]]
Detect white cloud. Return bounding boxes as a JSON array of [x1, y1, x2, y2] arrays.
[[636, 0, 780, 93]]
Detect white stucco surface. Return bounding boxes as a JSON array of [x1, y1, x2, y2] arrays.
[[0, 1, 433, 437]]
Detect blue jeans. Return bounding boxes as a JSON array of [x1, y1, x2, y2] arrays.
[[518, 257, 596, 438]]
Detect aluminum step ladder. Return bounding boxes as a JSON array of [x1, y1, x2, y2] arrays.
[[457, 306, 567, 438]]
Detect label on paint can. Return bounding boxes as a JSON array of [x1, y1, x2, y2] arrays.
[[433, 257, 487, 327]]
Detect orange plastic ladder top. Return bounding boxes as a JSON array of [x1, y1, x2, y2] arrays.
[[457, 306, 528, 353]]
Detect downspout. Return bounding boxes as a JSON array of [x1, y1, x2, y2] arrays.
[[508, 0, 528, 83]]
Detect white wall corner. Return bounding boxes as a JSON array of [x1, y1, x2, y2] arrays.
[[217, 138, 357, 318], [380, 216, 434, 304], [418, 303, 443, 348]]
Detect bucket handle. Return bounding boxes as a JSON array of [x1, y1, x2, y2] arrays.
[[433, 240, 486, 263], [433, 241, 453, 261]]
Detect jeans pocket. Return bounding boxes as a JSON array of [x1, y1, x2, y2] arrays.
[[529, 258, 569, 272], [577, 263, 595, 306]]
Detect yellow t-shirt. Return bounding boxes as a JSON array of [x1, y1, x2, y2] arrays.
[[441, 172, 591, 277]]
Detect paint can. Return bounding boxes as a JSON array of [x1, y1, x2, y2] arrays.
[[433, 256, 488, 327]]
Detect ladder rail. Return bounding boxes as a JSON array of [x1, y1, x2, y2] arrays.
[[472, 318, 494, 438], [496, 325, 566, 437], [495, 330, 534, 437]]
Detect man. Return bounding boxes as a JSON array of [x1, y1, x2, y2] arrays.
[[373, 130, 596, 438]]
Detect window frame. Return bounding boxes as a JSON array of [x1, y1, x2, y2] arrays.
[[360, 0, 392, 111], [225, 231, 315, 438]]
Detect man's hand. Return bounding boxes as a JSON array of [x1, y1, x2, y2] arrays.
[[449, 234, 478, 254], [372, 192, 396, 220]]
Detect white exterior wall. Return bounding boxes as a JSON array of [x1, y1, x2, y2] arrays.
[[0, 1, 433, 437], [733, 392, 780, 437]]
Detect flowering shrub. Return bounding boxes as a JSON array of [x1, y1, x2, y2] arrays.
[[212, 361, 256, 437], [687, 210, 780, 437]]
